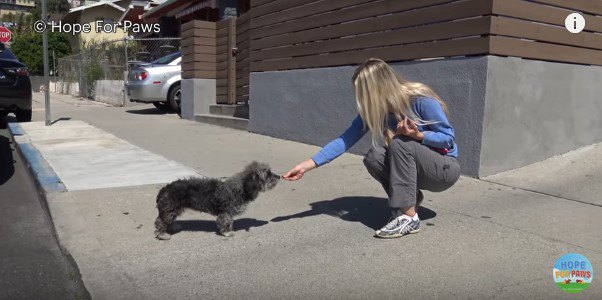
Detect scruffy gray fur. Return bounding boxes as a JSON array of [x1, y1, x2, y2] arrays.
[[154, 161, 280, 240]]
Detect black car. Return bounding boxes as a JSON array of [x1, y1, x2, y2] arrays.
[[0, 42, 32, 122]]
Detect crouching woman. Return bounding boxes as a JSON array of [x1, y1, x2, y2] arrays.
[[283, 58, 461, 239]]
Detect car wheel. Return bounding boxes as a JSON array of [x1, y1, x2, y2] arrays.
[[15, 109, 32, 122], [153, 102, 170, 111], [168, 84, 181, 113]]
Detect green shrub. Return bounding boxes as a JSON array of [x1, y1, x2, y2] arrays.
[[10, 32, 72, 75], [85, 59, 104, 98]]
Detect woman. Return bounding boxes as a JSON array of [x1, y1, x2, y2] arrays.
[[283, 58, 461, 239]]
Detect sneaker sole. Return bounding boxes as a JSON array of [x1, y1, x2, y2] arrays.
[[374, 228, 420, 239]]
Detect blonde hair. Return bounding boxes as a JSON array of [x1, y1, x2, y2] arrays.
[[352, 58, 448, 146]]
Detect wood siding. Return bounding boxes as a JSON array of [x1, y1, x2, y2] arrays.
[[250, 0, 602, 71], [216, 18, 236, 104], [236, 13, 251, 102], [181, 20, 217, 79]]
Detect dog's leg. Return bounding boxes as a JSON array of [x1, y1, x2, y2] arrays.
[[155, 210, 179, 240], [154, 217, 171, 240], [216, 213, 234, 237]]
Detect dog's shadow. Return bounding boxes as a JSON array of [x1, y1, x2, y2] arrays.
[[271, 196, 436, 230], [172, 218, 269, 235]]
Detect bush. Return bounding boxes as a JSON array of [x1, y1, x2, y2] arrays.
[[85, 59, 104, 98], [10, 32, 72, 75]]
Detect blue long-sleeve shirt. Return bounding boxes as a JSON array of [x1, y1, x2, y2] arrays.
[[311, 97, 458, 166]]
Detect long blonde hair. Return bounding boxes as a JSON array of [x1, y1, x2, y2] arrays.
[[352, 58, 448, 145]]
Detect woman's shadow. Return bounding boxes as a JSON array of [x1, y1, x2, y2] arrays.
[[271, 196, 436, 230]]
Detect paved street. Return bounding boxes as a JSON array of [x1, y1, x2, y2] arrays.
[[0, 117, 89, 299], [11, 92, 602, 299]]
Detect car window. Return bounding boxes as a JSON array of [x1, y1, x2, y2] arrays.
[[170, 57, 182, 66], [151, 52, 181, 65], [0, 47, 18, 60]]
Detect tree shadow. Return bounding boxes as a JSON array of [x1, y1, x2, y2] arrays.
[[271, 196, 437, 230], [172, 218, 269, 235]]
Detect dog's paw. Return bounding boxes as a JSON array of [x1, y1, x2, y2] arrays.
[[221, 231, 235, 237], [155, 232, 171, 240]]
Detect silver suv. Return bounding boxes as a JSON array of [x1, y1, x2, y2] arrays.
[[126, 52, 181, 112]]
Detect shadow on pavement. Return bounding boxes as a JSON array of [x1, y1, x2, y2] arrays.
[[52, 117, 72, 124], [126, 108, 172, 115], [0, 115, 17, 129], [271, 196, 437, 230], [173, 218, 269, 235], [0, 135, 15, 185], [0, 117, 16, 185]]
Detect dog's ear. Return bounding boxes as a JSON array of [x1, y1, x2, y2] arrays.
[[245, 161, 260, 170], [243, 171, 262, 197]]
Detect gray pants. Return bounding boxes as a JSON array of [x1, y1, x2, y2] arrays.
[[363, 136, 461, 208]]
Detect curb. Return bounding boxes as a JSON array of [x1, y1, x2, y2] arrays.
[[8, 122, 66, 193]]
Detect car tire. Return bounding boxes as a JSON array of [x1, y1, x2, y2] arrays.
[[153, 102, 170, 111], [168, 83, 181, 113], [15, 109, 32, 122]]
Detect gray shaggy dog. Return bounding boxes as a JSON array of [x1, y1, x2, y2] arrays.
[[154, 161, 280, 240]]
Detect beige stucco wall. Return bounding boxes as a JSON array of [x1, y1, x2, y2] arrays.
[[0, 0, 34, 17], [78, 6, 126, 46]]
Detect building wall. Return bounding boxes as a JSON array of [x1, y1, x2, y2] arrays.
[[94, 79, 125, 106], [16, 0, 34, 7], [479, 56, 602, 176], [0, 0, 34, 17], [250, 55, 602, 177], [250, 56, 489, 177], [79, 6, 126, 46]]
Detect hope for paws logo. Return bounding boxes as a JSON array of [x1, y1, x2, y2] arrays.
[[553, 253, 593, 294]]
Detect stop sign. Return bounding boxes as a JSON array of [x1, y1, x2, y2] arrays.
[[0, 26, 11, 43]]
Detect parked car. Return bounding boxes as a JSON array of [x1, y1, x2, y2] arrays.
[[0, 42, 32, 122], [126, 52, 181, 112]]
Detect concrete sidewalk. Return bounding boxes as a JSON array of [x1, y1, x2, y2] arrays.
[[11, 120, 201, 191], [19, 93, 602, 299]]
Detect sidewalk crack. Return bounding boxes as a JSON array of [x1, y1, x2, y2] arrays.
[[478, 179, 602, 208]]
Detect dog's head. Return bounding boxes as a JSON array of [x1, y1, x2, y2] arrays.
[[242, 161, 280, 196]]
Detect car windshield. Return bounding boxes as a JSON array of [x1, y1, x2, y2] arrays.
[[151, 52, 181, 65], [0, 47, 18, 60]]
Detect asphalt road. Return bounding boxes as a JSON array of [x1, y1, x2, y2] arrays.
[[0, 116, 89, 299]]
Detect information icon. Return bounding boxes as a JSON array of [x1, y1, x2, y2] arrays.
[[565, 13, 585, 33]]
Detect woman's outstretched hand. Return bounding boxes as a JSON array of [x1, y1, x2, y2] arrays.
[[395, 118, 424, 142], [283, 159, 317, 181]]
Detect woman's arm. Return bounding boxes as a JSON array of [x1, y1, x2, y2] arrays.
[[283, 115, 366, 181], [414, 98, 455, 149], [311, 115, 366, 166]]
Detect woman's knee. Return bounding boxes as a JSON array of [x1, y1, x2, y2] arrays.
[[363, 153, 379, 172], [364, 147, 384, 166], [389, 136, 418, 153]]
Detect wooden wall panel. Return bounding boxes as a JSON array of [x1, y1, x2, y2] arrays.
[[249, 0, 602, 71], [181, 20, 217, 79]]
